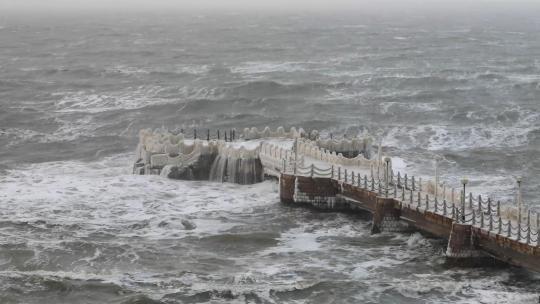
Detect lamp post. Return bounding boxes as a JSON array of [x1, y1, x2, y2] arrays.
[[293, 138, 298, 175], [434, 157, 440, 198], [377, 137, 382, 180], [461, 177, 468, 223], [384, 156, 391, 198], [517, 177, 522, 229]]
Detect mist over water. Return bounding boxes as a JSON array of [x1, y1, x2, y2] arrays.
[[1, 9, 540, 303]]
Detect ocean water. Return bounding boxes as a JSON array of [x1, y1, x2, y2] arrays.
[[1, 10, 540, 303]]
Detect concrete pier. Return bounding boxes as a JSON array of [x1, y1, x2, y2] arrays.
[[134, 126, 540, 274]]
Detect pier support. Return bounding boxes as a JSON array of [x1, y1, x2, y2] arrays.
[[279, 174, 296, 204], [292, 176, 342, 209], [446, 222, 489, 266], [371, 197, 403, 233]]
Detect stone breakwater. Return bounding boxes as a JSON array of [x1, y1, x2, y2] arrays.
[[133, 127, 540, 273]]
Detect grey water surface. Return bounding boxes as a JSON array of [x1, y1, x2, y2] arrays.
[[1, 10, 539, 303]]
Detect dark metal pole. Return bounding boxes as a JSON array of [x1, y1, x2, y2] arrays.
[[461, 178, 468, 223]]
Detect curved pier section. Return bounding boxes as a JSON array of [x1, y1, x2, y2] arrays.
[[133, 128, 219, 179], [133, 126, 540, 273]]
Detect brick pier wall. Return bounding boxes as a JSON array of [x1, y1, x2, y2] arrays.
[[279, 174, 296, 204], [278, 173, 540, 273]]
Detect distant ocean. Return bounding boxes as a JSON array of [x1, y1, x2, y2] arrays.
[[0, 10, 539, 304]]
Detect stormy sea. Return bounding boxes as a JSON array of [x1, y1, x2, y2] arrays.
[[1, 9, 540, 304]]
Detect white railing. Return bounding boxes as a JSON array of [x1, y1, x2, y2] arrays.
[[297, 138, 377, 168], [242, 126, 304, 140]]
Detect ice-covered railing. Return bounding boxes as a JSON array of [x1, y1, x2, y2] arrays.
[[242, 126, 305, 140], [297, 138, 377, 168], [209, 142, 263, 184], [259, 142, 303, 176], [135, 128, 220, 172], [216, 141, 260, 159], [136, 129, 216, 156], [315, 137, 372, 156], [386, 164, 540, 245]]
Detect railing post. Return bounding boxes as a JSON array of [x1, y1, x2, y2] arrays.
[[527, 226, 531, 244], [410, 189, 413, 206], [194, 129, 197, 139], [469, 192, 473, 209], [487, 198, 492, 214], [478, 195, 482, 213], [443, 200, 447, 216], [507, 220, 512, 238], [517, 221, 521, 241], [345, 169, 348, 183], [452, 205, 455, 220], [472, 210, 476, 225], [404, 174, 408, 189], [498, 217, 502, 234], [497, 200, 501, 216], [217, 130, 220, 140], [357, 173, 361, 187], [371, 177, 375, 191], [425, 194, 429, 211], [283, 159, 286, 172], [419, 177, 422, 192], [364, 174, 367, 189], [412, 176, 415, 191], [517, 178, 523, 238], [434, 158, 439, 198], [310, 164, 314, 178], [489, 213, 493, 231], [394, 184, 397, 198], [397, 172, 401, 188], [480, 211, 484, 228], [331, 165, 334, 179], [417, 192, 421, 207], [442, 183, 446, 201], [225, 132, 228, 142], [402, 186, 405, 201], [434, 197, 438, 213], [384, 157, 390, 198], [459, 178, 468, 223], [351, 171, 355, 185], [207, 129, 210, 141]]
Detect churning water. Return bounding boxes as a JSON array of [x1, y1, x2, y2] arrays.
[[1, 10, 540, 303]]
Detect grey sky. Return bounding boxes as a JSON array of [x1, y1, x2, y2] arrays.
[[0, 0, 536, 10], [1, 0, 539, 15]]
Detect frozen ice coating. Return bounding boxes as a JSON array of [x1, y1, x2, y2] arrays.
[[2, 6, 540, 304]]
